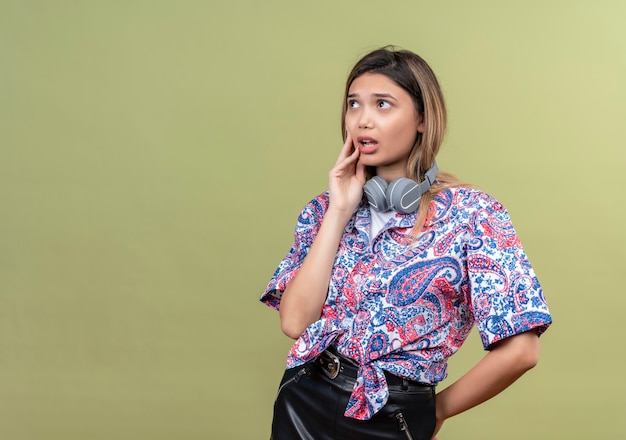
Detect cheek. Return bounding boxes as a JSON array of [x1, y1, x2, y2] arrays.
[[392, 122, 419, 148], [344, 116, 357, 133]]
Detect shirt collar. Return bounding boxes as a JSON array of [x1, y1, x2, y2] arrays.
[[348, 202, 418, 235]]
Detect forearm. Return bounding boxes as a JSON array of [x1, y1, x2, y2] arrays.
[[435, 331, 540, 424], [279, 207, 352, 339]]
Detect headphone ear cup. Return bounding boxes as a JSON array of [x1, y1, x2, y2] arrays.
[[363, 176, 389, 212], [387, 178, 421, 214]]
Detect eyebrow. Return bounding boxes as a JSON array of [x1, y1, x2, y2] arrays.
[[347, 93, 398, 101]]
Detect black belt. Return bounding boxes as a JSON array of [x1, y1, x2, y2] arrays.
[[316, 346, 433, 390]]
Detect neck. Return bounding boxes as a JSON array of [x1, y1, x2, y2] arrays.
[[373, 164, 408, 183]]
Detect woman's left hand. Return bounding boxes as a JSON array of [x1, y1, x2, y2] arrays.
[[428, 331, 540, 439]]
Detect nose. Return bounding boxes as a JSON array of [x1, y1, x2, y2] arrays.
[[358, 108, 374, 129]]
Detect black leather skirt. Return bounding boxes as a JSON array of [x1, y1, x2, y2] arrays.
[[271, 348, 436, 440]]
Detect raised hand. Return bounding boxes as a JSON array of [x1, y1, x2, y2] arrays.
[[278, 134, 366, 338], [327, 133, 366, 216]]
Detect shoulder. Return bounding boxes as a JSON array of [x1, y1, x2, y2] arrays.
[[295, 192, 330, 226], [428, 186, 510, 226]]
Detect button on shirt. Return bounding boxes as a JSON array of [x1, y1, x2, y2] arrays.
[[261, 187, 552, 420]]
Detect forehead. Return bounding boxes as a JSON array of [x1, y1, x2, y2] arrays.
[[348, 73, 406, 95]]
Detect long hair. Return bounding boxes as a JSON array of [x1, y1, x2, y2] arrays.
[[341, 46, 464, 236]]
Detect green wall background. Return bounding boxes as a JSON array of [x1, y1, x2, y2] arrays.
[[1, 1, 625, 438]]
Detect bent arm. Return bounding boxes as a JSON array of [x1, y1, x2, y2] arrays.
[[432, 330, 540, 439], [279, 208, 352, 339], [279, 134, 365, 339]]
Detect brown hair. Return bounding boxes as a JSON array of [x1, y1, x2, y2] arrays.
[[341, 46, 464, 236]]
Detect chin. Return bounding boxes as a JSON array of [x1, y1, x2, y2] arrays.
[[358, 156, 380, 166]]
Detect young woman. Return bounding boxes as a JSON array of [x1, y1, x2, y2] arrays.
[[261, 47, 551, 440]]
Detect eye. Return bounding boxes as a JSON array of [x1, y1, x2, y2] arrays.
[[377, 100, 391, 109], [347, 99, 359, 109]]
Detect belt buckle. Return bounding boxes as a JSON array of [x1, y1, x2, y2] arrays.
[[321, 351, 341, 379]]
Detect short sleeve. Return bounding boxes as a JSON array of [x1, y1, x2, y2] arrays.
[[260, 193, 329, 310], [466, 193, 552, 349]]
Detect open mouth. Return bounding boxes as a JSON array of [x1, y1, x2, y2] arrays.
[[358, 137, 378, 152]]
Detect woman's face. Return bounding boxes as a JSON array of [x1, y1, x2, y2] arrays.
[[345, 73, 424, 181]]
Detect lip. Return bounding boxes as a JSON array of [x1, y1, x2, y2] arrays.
[[357, 136, 379, 154]]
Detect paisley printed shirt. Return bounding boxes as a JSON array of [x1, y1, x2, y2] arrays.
[[261, 186, 551, 420]]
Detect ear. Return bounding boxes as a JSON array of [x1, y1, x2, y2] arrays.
[[416, 113, 425, 133]]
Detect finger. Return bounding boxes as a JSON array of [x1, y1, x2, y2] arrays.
[[333, 145, 360, 174], [344, 131, 353, 151], [333, 141, 360, 173], [355, 156, 366, 183], [335, 132, 355, 164]]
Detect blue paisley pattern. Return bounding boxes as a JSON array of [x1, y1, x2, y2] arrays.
[[261, 187, 551, 420]]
